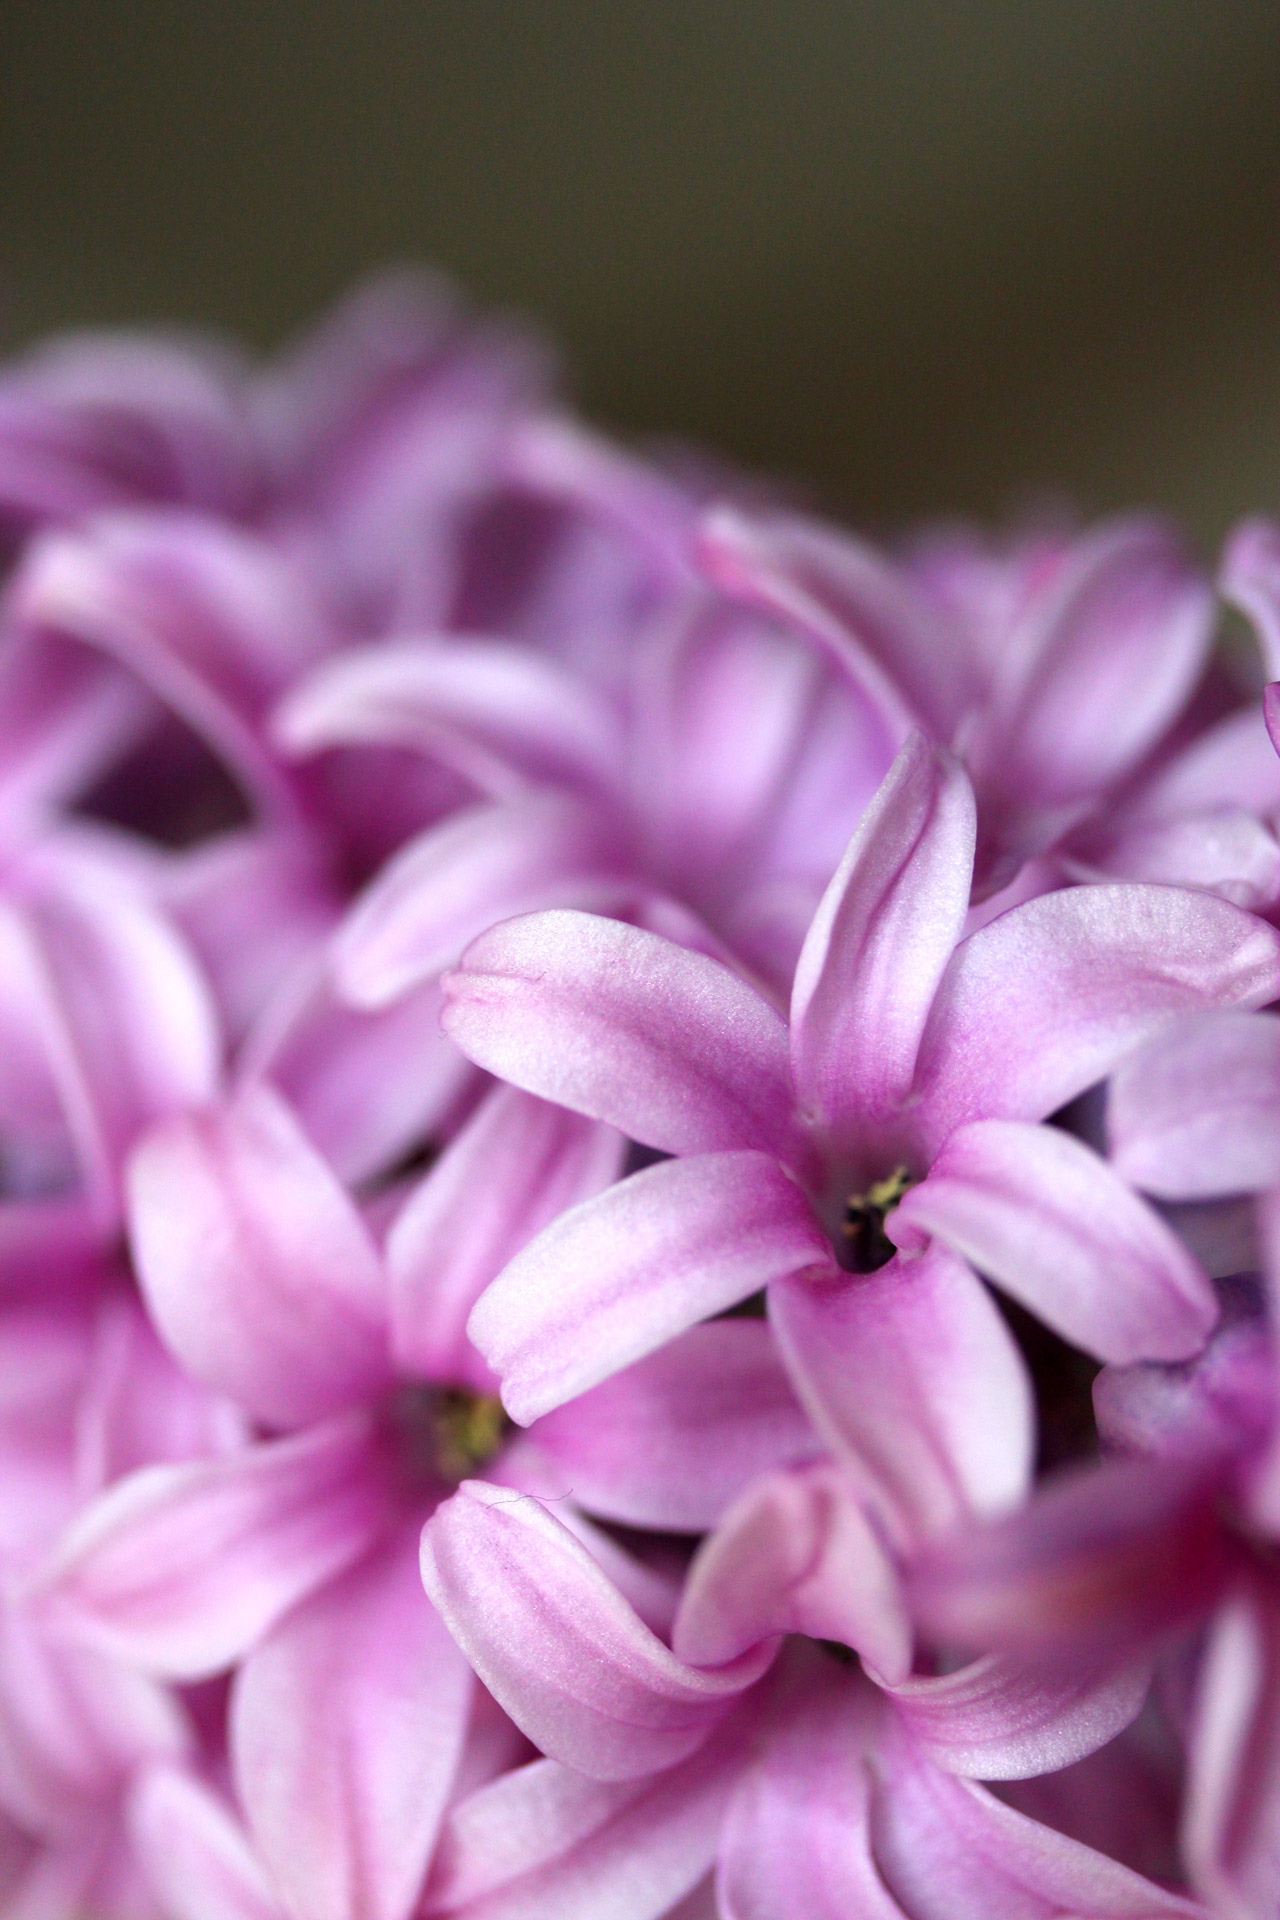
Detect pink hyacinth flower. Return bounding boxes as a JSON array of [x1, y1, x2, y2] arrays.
[[34, 1067, 824, 1920], [443, 733, 1280, 1547], [419, 1480, 1207, 1920]]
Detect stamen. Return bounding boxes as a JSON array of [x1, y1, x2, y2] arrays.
[[383, 1382, 511, 1486], [839, 1164, 916, 1273]]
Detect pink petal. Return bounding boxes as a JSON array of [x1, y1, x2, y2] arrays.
[[468, 1150, 833, 1425], [443, 910, 795, 1159], [715, 1665, 906, 1920], [420, 1481, 774, 1781], [242, 964, 473, 1188], [0, 626, 147, 824], [1183, 1579, 1280, 1920], [1078, 810, 1280, 915], [515, 1320, 817, 1532], [770, 1243, 1033, 1550], [1122, 703, 1280, 828], [2, 871, 221, 1226], [911, 883, 1280, 1154], [388, 1084, 624, 1386], [790, 734, 974, 1160], [882, 1651, 1152, 1781], [908, 1454, 1235, 1670], [158, 826, 341, 1044], [696, 504, 957, 738], [73, 1292, 247, 1496], [631, 599, 894, 909], [35, 1413, 389, 1678], [426, 1717, 752, 1920], [128, 1764, 286, 1920], [334, 798, 632, 1009], [871, 1710, 1207, 1920], [232, 1529, 473, 1920], [275, 636, 624, 797], [0, 1598, 189, 1837], [11, 512, 325, 819], [1266, 681, 1280, 759], [968, 517, 1212, 811], [127, 1083, 392, 1430], [1094, 1303, 1276, 1469], [1221, 516, 1280, 679], [1108, 1010, 1280, 1200], [673, 1461, 911, 1683], [890, 1119, 1217, 1363], [0, 331, 255, 520]]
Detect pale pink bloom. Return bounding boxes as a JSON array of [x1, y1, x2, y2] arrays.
[[0, 1287, 246, 1917], [909, 1254, 1280, 1920], [442, 734, 1280, 1548], [418, 1480, 1207, 1920], [697, 505, 1216, 900], [275, 435, 895, 997], [34, 1075, 821, 1920]]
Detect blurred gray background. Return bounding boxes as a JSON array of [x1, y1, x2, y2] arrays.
[[3, 2, 1280, 542]]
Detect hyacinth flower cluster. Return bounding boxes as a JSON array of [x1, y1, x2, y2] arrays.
[[0, 274, 1280, 1920]]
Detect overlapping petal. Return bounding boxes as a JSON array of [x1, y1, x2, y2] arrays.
[[35, 1413, 389, 1677], [770, 1243, 1033, 1548], [911, 883, 1280, 1154], [890, 1118, 1217, 1362], [442, 910, 796, 1158], [232, 1529, 472, 1920], [127, 1083, 391, 1429], [388, 1085, 624, 1385], [1108, 1011, 1280, 1200], [420, 1481, 774, 1780], [467, 1150, 832, 1424]]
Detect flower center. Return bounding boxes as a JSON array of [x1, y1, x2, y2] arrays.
[[382, 1382, 511, 1487], [838, 1165, 916, 1273]]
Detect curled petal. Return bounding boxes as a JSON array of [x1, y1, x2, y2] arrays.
[[912, 883, 1280, 1153], [127, 1082, 391, 1430], [673, 1461, 911, 1683], [891, 1119, 1217, 1363], [870, 1709, 1207, 1920], [443, 909, 795, 1159], [882, 1651, 1152, 1781], [420, 1481, 773, 1781], [770, 1243, 1033, 1550], [468, 1150, 833, 1425], [1108, 1011, 1280, 1201], [11, 512, 324, 818], [695, 505, 952, 737]]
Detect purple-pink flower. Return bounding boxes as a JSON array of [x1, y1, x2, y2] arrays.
[[0, 271, 1276, 1917]]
